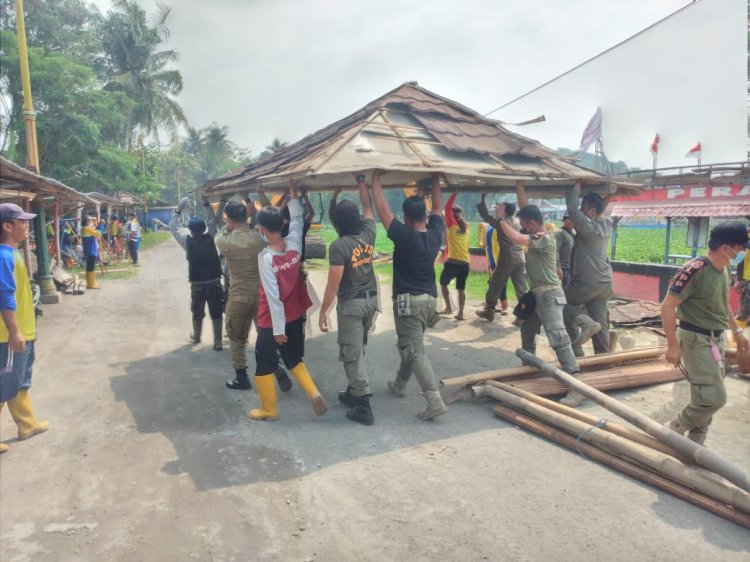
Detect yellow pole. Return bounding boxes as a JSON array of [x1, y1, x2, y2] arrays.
[[16, 0, 57, 301], [15, 0, 40, 173]]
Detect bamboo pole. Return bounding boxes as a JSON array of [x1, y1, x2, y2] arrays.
[[480, 384, 750, 513], [515, 348, 750, 493], [440, 347, 666, 387], [486, 381, 684, 459], [492, 404, 750, 529]]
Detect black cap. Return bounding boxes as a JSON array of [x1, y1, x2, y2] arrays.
[[562, 214, 570, 220], [710, 221, 750, 248]]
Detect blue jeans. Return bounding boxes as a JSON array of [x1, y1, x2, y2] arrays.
[[0, 340, 35, 402]]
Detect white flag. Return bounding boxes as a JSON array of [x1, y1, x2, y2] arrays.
[[580, 107, 602, 152]]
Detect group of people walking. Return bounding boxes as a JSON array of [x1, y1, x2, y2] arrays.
[[167, 173, 626, 425]]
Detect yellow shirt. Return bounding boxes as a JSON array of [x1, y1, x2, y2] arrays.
[[446, 224, 470, 264], [0, 250, 36, 342]]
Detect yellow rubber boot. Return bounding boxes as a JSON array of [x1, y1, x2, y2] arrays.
[[290, 363, 327, 416], [7, 390, 50, 440], [0, 402, 8, 453], [249, 374, 279, 421], [86, 271, 100, 289]]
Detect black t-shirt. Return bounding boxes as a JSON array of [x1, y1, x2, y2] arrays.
[[388, 215, 444, 298], [329, 219, 377, 301]]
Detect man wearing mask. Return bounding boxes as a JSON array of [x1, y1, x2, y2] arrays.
[[661, 222, 750, 445]]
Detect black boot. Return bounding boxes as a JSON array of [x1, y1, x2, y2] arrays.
[[274, 367, 293, 393], [346, 395, 374, 426], [225, 368, 252, 390], [338, 387, 357, 407]]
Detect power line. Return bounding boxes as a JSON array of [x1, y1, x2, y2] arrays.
[[483, 1, 702, 117]]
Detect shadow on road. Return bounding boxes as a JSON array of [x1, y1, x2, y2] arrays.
[[110, 327, 517, 491]]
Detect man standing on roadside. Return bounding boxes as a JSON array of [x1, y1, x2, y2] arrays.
[[476, 195, 526, 322], [371, 170, 448, 420], [661, 222, 750, 445], [563, 182, 612, 355], [126, 212, 141, 265], [0, 203, 50, 454], [319, 176, 378, 425]]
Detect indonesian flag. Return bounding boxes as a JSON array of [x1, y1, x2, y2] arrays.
[[685, 142, 701, 158], [649, 134, 659, 154]]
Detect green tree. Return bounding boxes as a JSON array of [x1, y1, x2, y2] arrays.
[[257, 137, 288, 160], [99, 0, 186, 146]]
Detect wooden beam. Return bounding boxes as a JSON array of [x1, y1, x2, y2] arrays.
[[440, 347, 666, 388]]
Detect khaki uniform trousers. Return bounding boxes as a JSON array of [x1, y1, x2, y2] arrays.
[[336, 294, 378, 397], [677, 328, 727, 433], [225, 296, 259, 371], [393, 295, 439, 392]]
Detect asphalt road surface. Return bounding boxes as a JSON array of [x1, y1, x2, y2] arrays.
[[1, 237, 748, 561]]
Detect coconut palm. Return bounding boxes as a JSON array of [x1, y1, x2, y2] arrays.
[[100, 0, 186, 147]]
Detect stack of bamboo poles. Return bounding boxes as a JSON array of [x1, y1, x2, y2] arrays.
[[440, 347, 680, 404], [472, 349, 750, 528]]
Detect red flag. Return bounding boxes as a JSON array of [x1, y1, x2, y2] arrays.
[[685, 142, 701, 158], [649, 134, 660, 154]]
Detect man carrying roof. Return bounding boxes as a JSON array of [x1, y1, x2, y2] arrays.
[[439, 193, 470, 321], [319, 176, 378, 425], [169, 197, 224, 350], [476, 195, 526, 322], [370, 170, 448, 420], [562, 182, 612, 355], [496, 183, 584, 408]]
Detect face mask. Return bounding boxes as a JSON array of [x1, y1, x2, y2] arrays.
[[259, 233, 269, 244], [731, 250, 746, 266]]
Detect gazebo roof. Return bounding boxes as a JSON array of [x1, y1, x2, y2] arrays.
[[204, 82, 639, 199]]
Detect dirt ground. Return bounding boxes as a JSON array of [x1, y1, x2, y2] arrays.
[[1, 237, 748, 561]]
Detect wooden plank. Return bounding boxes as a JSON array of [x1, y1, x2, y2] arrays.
[[440, 347, 666, 388]]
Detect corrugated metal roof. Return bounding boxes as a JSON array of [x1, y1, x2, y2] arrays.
[[204, 82, 639, 198], [610, 198, 750, 218]]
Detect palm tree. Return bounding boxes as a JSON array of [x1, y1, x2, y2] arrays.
[[100, 0, 186, 147]]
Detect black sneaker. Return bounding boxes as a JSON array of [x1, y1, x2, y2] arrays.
[[275, 368, 293, 393], [225, 369, 252, 390], [337, 387, 357, 407]]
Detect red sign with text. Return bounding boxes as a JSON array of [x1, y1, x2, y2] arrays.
[[615, 183, 748, 202]]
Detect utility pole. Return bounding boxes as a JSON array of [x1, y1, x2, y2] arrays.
[[15, 0, 57, 302]]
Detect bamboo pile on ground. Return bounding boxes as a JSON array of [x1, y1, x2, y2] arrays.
[[440, 347, 679, 405], [469, 351, 750, 528]]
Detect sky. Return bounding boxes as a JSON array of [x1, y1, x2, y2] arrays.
[[91, 0, 746, 170]]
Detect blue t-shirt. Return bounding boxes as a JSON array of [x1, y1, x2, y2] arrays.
[[0, 245, 17, 311]]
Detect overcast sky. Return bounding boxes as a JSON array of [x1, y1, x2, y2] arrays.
[[92, 0, 746, 169]]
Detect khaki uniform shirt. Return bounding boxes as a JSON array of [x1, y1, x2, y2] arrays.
[[214, 226, 264, 300]]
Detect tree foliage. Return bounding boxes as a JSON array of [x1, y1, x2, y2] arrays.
[[0, 0, 249, 202]]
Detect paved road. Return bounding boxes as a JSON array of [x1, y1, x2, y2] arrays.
[[1, 237, 748, 561]]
